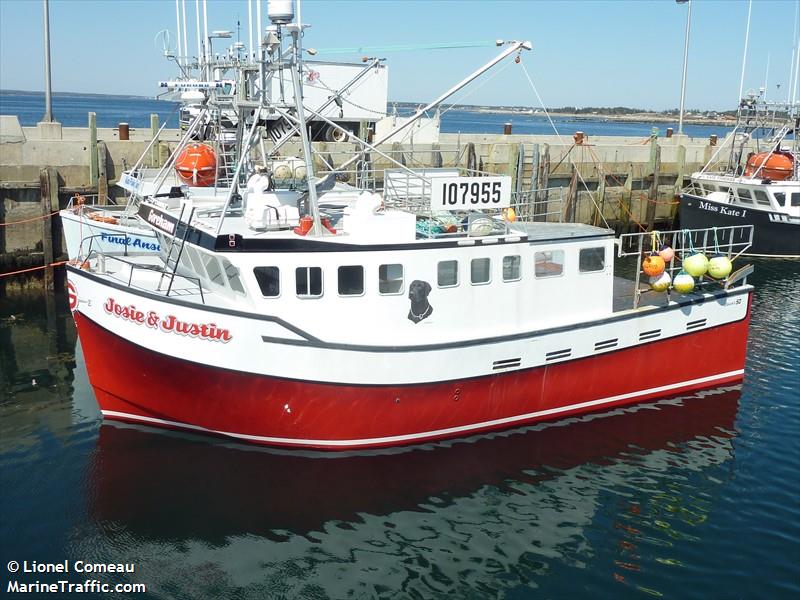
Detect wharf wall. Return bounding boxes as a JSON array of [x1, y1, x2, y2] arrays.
[[1, 113, 734, 274]]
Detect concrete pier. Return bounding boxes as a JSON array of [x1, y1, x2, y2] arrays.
[[1, 113, 732, 273]]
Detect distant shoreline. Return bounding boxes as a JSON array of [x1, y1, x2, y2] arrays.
[[2, 90, 733, 126], [0, 89, 171, 102]]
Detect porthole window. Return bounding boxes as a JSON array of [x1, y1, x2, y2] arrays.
[[534, 250, 564, 278], [379, 264, 404, 295], [471, 258, 491, 285], [254, 267, 280, 297], [296, 267, 322, 297], [437, 260, 458, 287], [579, 247, 605, 272], [503, 255, 521, 282], [338, 265, 364, 296]]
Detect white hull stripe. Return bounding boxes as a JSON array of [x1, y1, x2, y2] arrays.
[[100, 369, 744, 448]]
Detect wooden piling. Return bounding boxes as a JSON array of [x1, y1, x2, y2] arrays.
[[565, 165, 578, 222], [88, 112, 98, 188], [431, 143, 443, 168], [592, 171, 606, 226], [39, 167, 57, 292], [466, 142, 477, 174], [672, 144, 686, 224], [391, 142, 406, 167], [150, 113, 160, 167], [539, 143, 550, 217], [646, 139, 661, 229], [621, 164, 633, 231], [97, 141, 108, 204]]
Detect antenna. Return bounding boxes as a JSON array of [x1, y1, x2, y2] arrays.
[[738, 0, 752, 103]]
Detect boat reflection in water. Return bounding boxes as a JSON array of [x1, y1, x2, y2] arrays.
[[86, 386, 741, 597]]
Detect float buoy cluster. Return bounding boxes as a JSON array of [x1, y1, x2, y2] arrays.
[[645, 230, 734, 295]]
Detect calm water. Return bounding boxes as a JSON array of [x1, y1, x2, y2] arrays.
[[0, 259, 798, 599], [0, 90, 732, 139]]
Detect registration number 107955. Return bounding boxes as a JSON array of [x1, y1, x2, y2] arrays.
[[430, 176, 511, 210]]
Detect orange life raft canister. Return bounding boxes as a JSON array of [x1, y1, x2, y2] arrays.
[[175, 143, 217, 187], [743, 151, 794, 181]]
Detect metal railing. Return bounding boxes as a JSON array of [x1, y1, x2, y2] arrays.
[[618, 224, 754, 308], [79, 235, 205, 303]]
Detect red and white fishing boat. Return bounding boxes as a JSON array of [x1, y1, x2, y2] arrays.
[[66, 7, 756, 451]]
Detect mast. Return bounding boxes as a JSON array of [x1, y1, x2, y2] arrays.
[[287, 22, 323, 235], [195, 0, 202, 73], [738, 0, 752, 103], [175, 0, 183, 68], [181, 0, 188, 72]]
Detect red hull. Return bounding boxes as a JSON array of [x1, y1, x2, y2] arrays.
[[74, 305, 751, 450]]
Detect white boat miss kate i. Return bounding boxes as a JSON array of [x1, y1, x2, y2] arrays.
[[66, 8, 756, 450]]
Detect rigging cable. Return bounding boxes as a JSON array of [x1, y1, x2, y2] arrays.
[[519, 61, 611, 230]]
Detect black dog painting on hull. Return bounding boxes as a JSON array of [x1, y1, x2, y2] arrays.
[[408, 280, 433, 324]]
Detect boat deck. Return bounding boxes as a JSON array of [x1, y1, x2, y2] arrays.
[[612, 276, 677, 312]]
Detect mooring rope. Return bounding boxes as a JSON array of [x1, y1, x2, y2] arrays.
[[0, 260, 69, 278], [0, 209, 61, 227]]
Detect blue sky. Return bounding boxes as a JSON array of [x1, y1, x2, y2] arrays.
[[1, 0, 798, 110]]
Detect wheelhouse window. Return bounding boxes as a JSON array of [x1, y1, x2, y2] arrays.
[[185, 246, 207, 278], [254, 266, 280, 297], [503, 255, 521, 282], [222, 259, 245, 294], [296, 267, 322, 297], [736, 188, 753, 204], [379, 264, 404, 295], [753, 190, 771, 206], [437, 260, 458, 287], [470, 258, 491, 285], [535, 250, 564, 278], [338, 265, 364, 296], [775, 192, 786, 207], [579, 247, 606, 272], [792, 192, 800, 207], [203, 254, 225, 285]]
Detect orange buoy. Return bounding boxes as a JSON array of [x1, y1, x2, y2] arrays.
[[743, 151, 794, 180], [642, 254, 666, 277], [175, 143, 217, 187]]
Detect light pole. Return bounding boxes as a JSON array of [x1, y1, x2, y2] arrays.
[[677, 0, 692, 136], [42, 0, 53, 122]]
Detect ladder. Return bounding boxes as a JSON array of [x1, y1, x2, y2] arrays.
[[210, 108, 239, 189], [157, 205, 195, 296]]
